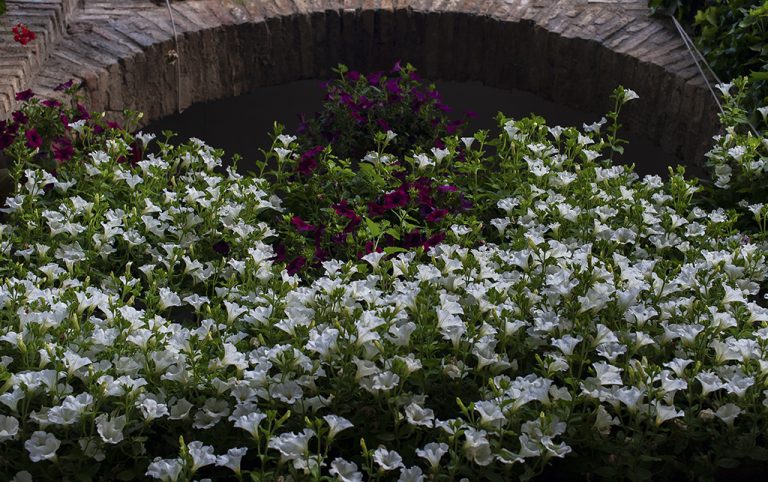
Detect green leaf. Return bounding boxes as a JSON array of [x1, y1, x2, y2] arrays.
[[716, 458, 741, 469], [365, 217, 382, 237], [115, 470, 136, 481], [0, 168, 13, 200], [384, 228, 401, 240], [383, 246, 407, 255]]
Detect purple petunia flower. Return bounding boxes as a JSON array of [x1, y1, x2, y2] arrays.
[[425, 209, 449, 223], [298, 146, 324, 176], [25, 129, 42, 149], [51, 137, 74, 163], [367, 71, 383, 85], [54, 79, 75, 92], [12, 111, 28, 125], [385, 78, 401, 96], [0, 132, 16, 150], [212, 240, 230, 256], [291, 216, 317, 233], [15, 89, 34, 101], [287, 256, 306, 275], [42, 99, 62, 108], [333, 200, 357, 219], [423, 231, 446, 251]]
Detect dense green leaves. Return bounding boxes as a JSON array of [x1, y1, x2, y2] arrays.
[[650, 0, 768, 128]]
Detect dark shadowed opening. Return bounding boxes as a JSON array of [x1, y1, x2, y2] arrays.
[[144, 79, 676, 177]]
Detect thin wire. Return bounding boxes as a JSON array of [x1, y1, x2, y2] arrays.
[[670, 15, 761, 137], [671, 17, 722, 85], [670, 16, 724, 117], [165, 0, 182, 114]]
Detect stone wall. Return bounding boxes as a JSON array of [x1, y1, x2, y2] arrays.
[[1, 0, 720, 171]]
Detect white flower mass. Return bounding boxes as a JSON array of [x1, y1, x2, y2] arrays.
[[0, 95, 767, 481]]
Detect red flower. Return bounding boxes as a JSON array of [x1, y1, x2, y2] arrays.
[[25, 129, 42, 149], [12, 24, 36, 46]]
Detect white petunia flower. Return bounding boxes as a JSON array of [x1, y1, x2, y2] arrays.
[[653, 401, 684, 426], [330, 458, 363, 482], [416, 442, 448, 468], [405, 403, 435, 428], [715, 403, 741, 428], [187, 441, 217, 471], [323, 415, 354, 439], [25, 431, 60, 462], [157, 287, 182, 310], [96, 414, 127, 444], [268, 429, 315, 468], [622, 88, 639, 102], [593, 362, 623, 386], [398, 466, 425, 482], [233, 412, 268, 438], [216, 447, 247, 474], [0, 415, 19, 441], [463, 428, 493, 466], [373, 447, 404, 471], [146, 457, 184, 481]]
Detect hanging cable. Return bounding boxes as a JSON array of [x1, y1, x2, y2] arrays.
[[670, 15, 760, 137]]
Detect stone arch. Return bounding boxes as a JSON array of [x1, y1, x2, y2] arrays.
[[16, 1, 718, 168]]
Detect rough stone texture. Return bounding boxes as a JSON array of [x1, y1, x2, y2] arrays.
[[0, 0, 720, 170]]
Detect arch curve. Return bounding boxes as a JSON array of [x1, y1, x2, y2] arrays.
[[21, 0, 718, 168]]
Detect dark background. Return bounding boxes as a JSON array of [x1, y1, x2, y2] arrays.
[[145, 80, 675, 177]]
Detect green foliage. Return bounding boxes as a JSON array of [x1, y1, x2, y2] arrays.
[[2, 69, 768, 481], [649, 0, 768, 128], [699, 77, 768, 235], [648, 0, 714, 22]]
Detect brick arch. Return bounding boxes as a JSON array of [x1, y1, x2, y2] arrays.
[[7, 0, 718, 168]]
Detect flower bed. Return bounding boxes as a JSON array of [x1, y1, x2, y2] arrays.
[[0, 67, 767, 481]]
